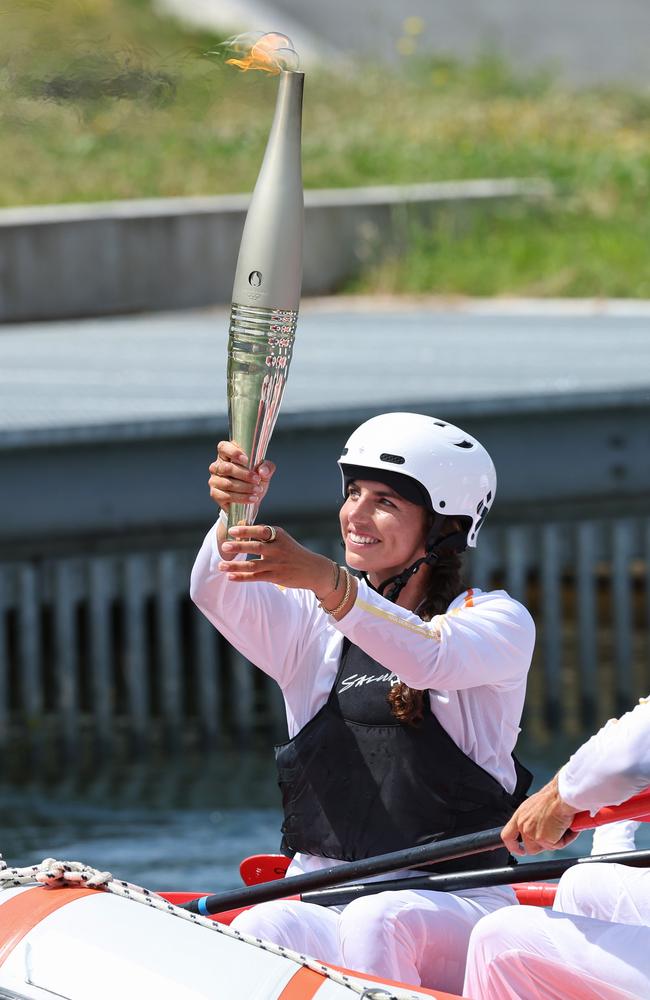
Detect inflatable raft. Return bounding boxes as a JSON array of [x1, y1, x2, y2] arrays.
[[0, 876, 556, 1000], [2, 791, 647, 997]]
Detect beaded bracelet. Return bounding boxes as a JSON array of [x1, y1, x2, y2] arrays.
[[321, 567, 352, 617]]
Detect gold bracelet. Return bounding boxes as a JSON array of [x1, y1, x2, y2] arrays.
[[316, 561, 341, 606], [322, 567, 352, 617]]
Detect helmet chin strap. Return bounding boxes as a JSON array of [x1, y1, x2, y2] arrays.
[[377, 520, 468, 604]]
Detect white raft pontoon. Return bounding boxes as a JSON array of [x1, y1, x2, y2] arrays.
[[0, 882, 463, 1000]]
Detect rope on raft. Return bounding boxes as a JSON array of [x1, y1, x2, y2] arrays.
[[0, 854, 422, 1000]]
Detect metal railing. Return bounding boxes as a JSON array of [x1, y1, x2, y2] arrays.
[[1, 515, 649, 757]]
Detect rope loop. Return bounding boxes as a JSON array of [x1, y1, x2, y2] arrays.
[[34, 858, 113, 890]]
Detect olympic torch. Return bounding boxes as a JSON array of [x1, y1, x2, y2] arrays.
[[225, 35, 304, 532]]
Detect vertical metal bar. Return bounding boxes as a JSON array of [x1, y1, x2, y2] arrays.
[[192, 607, 220, 747], [541, 524, 562, 732], [576, 522, 598, 729], [156, 552, 183, 737], [88, 557, 113, 746], [0, 564, 9, 748], [612, 519, 634, 714], [123, 555, 150, 744], [505, 526, 527, 603], [17, 563, 42, 724], [53, 560, 78, 754], [467, 531, 493, 593]]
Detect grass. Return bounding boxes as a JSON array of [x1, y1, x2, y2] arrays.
[[2, 0, 650, 297]]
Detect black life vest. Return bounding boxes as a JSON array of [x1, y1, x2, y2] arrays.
[[275, 638, 531, 872]]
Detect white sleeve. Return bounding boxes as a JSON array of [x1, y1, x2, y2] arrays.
[[333, 580, 535, 691], [558, 699, 650, 814], [189, 522, 325, 687], [591, 820, 639, 855]]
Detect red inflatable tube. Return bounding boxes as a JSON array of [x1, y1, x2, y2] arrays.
[[572, 788, 650, 831]]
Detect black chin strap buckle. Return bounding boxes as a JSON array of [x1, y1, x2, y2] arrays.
[[379, 554, 428, 602], [377, 529, 469, 604]]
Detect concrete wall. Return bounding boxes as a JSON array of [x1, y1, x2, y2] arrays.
[[2, 390, 648, 554], [0, 179, 549, 323]]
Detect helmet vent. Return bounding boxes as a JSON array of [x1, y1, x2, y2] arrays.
[[434, 421, 447, 427], [379, 453, 405, 465], [455, 440, 474, 449], [340, 447, 348, 456]]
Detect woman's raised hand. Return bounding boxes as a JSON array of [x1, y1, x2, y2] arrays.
[[209, 442, 358, 617], [219, 524, 338, 599], [209, 440, 276, 512]]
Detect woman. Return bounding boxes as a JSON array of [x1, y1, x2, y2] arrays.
[[190, 411, 535, 994]]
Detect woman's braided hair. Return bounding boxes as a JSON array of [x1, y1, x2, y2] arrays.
[[386, 525, 465, 726]]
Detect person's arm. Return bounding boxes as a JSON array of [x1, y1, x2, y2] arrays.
[[558, 699, 650, 813], [591, 820, 639, 855], [192, 439, 339, 685], [190, 521, 327, 686], [330, 580, 535, 691], [502, 698, 650, 855]]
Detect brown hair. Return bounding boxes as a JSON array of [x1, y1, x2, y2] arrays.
[[387, 549, 465, 726]]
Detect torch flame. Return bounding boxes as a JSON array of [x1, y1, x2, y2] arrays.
[[225, 32, 300, 75]]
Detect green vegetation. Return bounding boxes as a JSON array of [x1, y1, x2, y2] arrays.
[[2, 0, 650, 296]]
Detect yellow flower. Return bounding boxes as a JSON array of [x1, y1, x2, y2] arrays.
[[403, 16, 425, 36]]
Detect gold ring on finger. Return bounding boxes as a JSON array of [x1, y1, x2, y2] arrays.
[[265, 525, 277, 543]]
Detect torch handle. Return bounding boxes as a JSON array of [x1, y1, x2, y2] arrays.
[[226, 303, 298, 532]]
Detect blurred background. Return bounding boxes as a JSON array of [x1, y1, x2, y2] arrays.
[[1, 0, 650, 888]]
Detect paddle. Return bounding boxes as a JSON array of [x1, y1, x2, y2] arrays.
[[183, 786, 650, 916], [182, 825, 505, 914], [299, 847, 650, 907]]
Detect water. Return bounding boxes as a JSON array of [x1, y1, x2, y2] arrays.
[[0, 752, 283, 893], [2, 745, 648, 896]]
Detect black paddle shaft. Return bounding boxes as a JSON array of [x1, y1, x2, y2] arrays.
[[301, 847, 650, 907], [182, 826, 503, 915]]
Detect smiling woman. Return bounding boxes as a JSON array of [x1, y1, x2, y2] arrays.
[[341, 480, 431, 584], [189, 411, 535, 995]]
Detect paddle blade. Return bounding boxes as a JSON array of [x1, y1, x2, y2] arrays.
[[240, 854, 291, 886], [513, 882, 558, 907]]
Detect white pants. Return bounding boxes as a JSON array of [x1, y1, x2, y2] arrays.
[[463, 864, 650, 1000], [554, 862, 650, 926], [231, 885, 515, 995]]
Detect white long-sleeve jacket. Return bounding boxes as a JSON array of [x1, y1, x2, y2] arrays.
[[190, 522, 535, 797], [559, 699, 650, 816]]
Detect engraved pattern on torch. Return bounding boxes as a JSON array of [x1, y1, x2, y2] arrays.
[[227, 302, 298, 528]]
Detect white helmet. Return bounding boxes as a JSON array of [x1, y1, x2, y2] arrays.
[[338, 412, 496, 548]]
